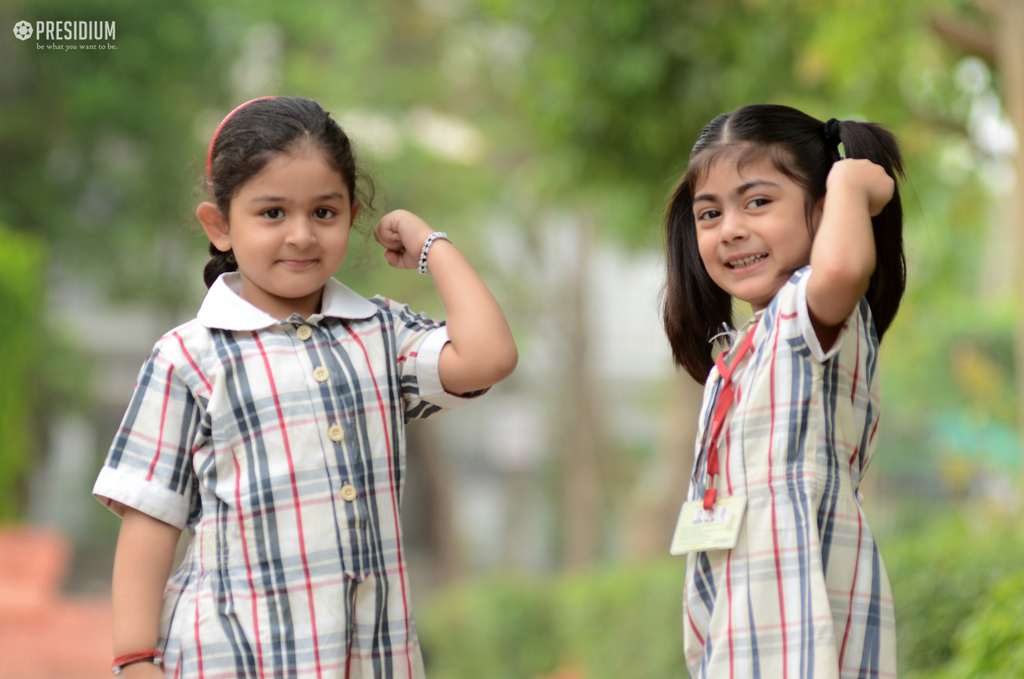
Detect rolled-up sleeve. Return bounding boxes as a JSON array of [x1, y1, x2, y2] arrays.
[[92, 349, 202, 529], [383, 300, 487, 420]]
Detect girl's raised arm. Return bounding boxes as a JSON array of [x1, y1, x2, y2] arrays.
[[375, 209, 518, 394], [806, 158, 894, 349], [110, 508, 181, 678]]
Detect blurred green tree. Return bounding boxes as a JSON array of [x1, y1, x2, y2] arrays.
[[440, 0, 988, 566], [1, 0, 1013, 572], [0, 225, 46, 521]]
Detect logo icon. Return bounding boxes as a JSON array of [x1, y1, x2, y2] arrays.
[[13, 21, 32, 40]]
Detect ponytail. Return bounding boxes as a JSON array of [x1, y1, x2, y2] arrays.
[[203, 245, 237, 289], [832, 119, 906, 341]]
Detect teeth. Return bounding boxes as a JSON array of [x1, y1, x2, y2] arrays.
[[728, 254, 766, 268]]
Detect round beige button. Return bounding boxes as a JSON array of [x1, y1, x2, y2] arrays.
[[313, 366, 329, 383], [296, 325, 313, 340], [328, 425, 344, 442], [340, 484, 357, 502]]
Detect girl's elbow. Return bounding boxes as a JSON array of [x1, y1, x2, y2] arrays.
[[487, 342, 518, 384], [501, 343, 519, 379], [446, 343, 518, 392]]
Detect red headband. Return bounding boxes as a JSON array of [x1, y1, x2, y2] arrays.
[[205, 96, 278, 191]]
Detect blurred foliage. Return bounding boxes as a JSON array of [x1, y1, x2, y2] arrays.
[[0, 224, 46, 521], [924, 572, 1024, 678], [886, 513, 1024, 674], [456, 0, 974, 245], [0, 0, 233, 311], [419, 512, 1024, 679], [419, 560, 687, 679], [1, 0, 1019, 582]]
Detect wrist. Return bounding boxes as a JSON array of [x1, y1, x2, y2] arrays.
[[418, 231, 450, 275], [112, 649, 163, 676], [824, 182, 872, 215]]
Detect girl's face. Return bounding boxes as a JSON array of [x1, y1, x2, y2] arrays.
[[201, 144, 358, 319], [692, 154, 821, 311]]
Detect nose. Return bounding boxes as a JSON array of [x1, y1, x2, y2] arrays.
[[719, 209, 748, 242], [285, 217, 316, 248]]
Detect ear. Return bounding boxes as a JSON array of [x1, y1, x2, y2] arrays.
[[350, 200, 361, 225], [197, 201, 232, 252]]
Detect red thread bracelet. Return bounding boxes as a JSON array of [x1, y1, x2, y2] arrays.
[[112, 649, 163, 675]]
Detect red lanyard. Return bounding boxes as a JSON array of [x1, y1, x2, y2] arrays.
[[703, 329, 756, 510]]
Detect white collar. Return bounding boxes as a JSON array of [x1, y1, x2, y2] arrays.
[[197, 273, 379, 331]]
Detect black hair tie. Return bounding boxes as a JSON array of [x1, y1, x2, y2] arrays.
[[823, 118, 841, 148]]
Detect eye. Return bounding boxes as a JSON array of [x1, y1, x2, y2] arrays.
[[696, 208, 720, 222], [262, 208, 284, 220], [314, 207, 337, 220], [746, 197, 770, 209]]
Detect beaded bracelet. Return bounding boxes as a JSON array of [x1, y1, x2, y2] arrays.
[[417, 231, 449, 275], [112, 649, 164, 675]]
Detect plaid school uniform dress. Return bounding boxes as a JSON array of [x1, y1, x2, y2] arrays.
[[683, 267, 896, 679], [94, 273, 478, 679]]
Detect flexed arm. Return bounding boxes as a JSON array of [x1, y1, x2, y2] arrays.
[[375, 209, 518, 394], [806, 159, 894, 349]]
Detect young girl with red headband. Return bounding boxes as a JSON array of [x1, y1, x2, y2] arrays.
[[662, 104, 905, 678], [93, 96, 517, 678]]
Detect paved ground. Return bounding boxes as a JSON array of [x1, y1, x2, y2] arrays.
[[0, 528, 112, 679]]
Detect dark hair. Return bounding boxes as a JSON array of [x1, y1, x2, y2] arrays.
[[663, 104, 906, 382], [202, 96, 375, 288]]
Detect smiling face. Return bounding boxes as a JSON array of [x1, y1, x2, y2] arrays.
[[201, 143, 359, 319], [692, 151, 820, 311]]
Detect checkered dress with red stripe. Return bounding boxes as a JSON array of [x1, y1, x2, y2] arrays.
[[683, 267, 896, 679], [94, 274, 479, 679]]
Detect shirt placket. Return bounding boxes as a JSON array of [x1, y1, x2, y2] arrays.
[[289, 318, 367, 579]]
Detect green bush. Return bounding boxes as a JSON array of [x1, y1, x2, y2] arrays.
[[419, 578, 561, 679], [557, 563, 688, 679], [417, 560, 687, 679], [0, 225, 47, 521], [939, 571, 1024, 677], [420, 513, 1024, 679], [885, 514, 1024, 675]]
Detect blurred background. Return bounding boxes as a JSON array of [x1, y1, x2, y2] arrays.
[[2, 0, 1024, 677]]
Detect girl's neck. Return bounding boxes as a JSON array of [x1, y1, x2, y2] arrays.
[[237, 276, 325, 320]]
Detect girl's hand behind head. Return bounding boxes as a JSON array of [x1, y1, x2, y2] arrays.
[[825, 158, 895, 218], [374, 210, 437, 269]]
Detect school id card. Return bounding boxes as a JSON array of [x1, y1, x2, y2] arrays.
[[669, 495, 746, 555]]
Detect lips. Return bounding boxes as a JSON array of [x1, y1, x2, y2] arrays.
[[726, 253, 767, 269], [279, 259, 319, 269]]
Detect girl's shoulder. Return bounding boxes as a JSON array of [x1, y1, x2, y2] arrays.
[[758, 266, 876, 363], [152, 317, 214, 357], [366, 295, 441, 329], [147, 317, 218, 396]]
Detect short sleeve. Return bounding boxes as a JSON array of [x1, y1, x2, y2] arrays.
[[377, 299, 487, 420], [776, 266, 859, 364], [92, 349, 203, 529]]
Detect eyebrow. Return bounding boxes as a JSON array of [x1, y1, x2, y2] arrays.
[[693, 180, 779, 203], [248, 192, 348, 204]]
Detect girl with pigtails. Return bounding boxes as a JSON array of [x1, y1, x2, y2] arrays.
[[662, 104, 904, 678]]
